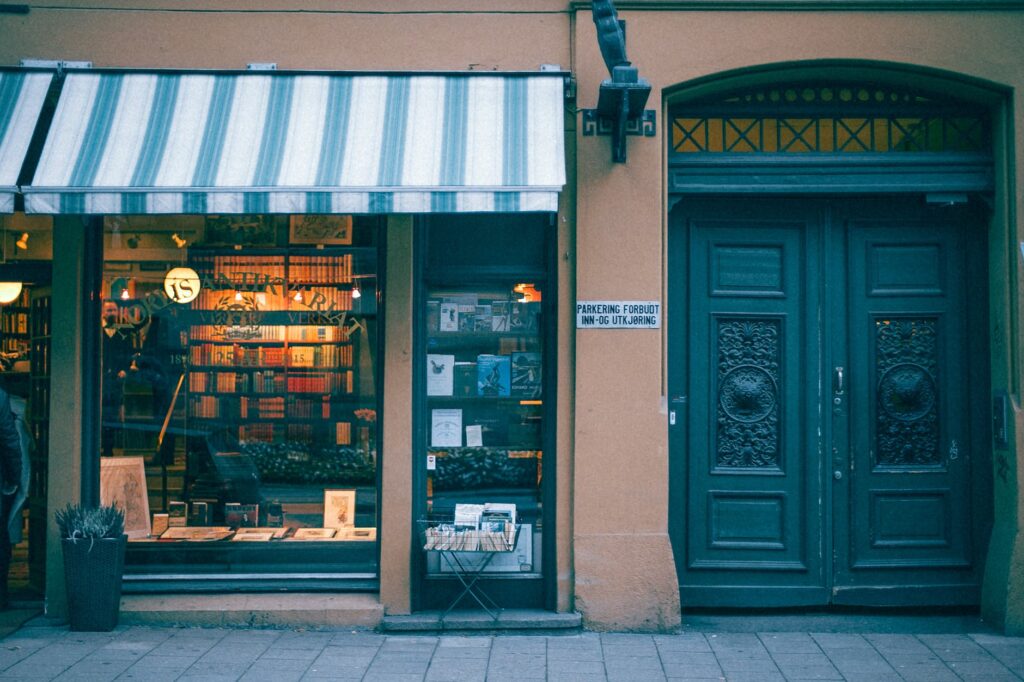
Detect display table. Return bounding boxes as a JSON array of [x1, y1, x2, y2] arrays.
[[420, 520, 520, 619]]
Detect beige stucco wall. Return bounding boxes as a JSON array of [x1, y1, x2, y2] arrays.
[[1, 1, 578, 622], [9, 0, 1024, 631], [571, 6, 1024, 630]]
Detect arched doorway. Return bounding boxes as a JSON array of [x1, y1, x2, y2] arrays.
[[666, 72, 996, 607]]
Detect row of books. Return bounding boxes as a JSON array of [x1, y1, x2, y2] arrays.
[[189, 370, 288, 394], [189, 343, 352, 368], [1, 311, 28, 335], [236, 421, 354, 445], [189, 394, 350, 419], [190, 253, 354, 284], [189, 324, 351, 342], [426, 352, 542, 398], [427, 300, 540, 334]]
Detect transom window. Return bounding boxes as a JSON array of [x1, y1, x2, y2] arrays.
[[671, 84, 989, 155]]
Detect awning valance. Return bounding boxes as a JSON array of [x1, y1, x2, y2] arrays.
[[0, 70, 53, 213], [23, 71, 566, 215]]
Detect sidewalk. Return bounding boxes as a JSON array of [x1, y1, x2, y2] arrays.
[[0, 613, 1023, 681]]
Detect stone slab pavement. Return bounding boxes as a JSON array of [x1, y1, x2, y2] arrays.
[[2, 614, 1024, 681]]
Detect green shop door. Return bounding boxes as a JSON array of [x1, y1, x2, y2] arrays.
[[668, 196, 990, 607]]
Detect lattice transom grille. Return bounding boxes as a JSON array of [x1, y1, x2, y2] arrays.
[[671, 85, 988, 154]]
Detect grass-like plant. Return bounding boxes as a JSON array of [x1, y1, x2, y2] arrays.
[[55, 503, 125, 541]]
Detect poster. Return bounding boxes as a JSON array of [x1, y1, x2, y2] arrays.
[[426, 354, 455, 396], [431, 409, 462, 447]]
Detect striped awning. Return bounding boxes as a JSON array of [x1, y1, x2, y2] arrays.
[[24, 71, 566, 214], [0, 70, 53, 213]]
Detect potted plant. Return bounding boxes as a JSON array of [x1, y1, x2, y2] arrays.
[[55, 503, 127, 631]]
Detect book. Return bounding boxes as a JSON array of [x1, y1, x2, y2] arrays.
[[188, 501, 210, 527], [439, 303, 458, 332], [509, 302, 538, 331], [473, 305, 493, 332], [477, 355, 511, 397], [224, 502, 260, 529], [457, 304, 476, 332], [454, 362, 477, 396], [426, 300, 440, 332], [426, 354, 455, 396], [511, 352, 542, 398], [168, 501, 187, 527], [491, 301, 510, 331]]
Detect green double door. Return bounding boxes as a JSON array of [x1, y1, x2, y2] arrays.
[[668, 196, 990, 607]]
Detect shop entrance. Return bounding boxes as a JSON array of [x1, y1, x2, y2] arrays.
[[668, 195, 990, 607]]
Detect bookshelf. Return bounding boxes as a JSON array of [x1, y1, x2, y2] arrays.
[[185, 248, 375, 448]]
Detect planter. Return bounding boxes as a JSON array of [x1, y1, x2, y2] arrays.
[[61, 535, 126, 631]]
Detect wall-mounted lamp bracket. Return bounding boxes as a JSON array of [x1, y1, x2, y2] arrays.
[[581, 67, 655, 163]]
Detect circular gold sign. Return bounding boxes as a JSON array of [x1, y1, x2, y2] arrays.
[[164, 267, 201, 304]]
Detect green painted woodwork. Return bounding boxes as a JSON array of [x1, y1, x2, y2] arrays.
[[669, 196, 990, 608]]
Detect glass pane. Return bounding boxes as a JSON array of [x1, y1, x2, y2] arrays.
[[100, 215, 379, 574], [423, 284, 544, 576]]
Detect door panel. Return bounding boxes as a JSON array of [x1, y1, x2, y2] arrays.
[[833, 201, 979, 605], [670, 196, 988, 608], [678, 200, 826, 606]]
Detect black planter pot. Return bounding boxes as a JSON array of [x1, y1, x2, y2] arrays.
[[61, 535, 126, 632]]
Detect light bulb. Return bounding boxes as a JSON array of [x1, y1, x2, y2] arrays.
[[234, 291, 243, 301], [293, 291, 303, 302], [120, 289, 131, 300], [351, 286, 362, 299]]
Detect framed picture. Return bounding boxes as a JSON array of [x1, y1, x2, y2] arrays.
[[290, 528, 337, 540], [204, 215, 276, 247], [323, 489, 357, 529], [100, 457, 151, 539], [289, 215, 353, 245]]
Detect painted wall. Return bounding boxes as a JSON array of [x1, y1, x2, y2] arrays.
[[8, 0, 1024, 631], [571, 5, 1024, 630], [1, 1, 578, 621]]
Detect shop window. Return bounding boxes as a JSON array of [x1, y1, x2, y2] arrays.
[[0, 214, 53, 600], [416, 215, 553, 611], [99, 215, 381, 579]]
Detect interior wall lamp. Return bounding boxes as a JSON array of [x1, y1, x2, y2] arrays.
[[171, 233, 187, 249], [15, 233, 28, 250], [581, 0, 655, 163], [0, 283, 23, 305]]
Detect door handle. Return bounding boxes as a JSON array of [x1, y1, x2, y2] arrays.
[[834, 366, 845, 395]]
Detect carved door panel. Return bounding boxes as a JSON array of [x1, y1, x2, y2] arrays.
[[669, 196, 987, 608], [831, 199, 986, 605], [672, 199, 827, 607]]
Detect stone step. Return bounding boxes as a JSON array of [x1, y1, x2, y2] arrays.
[[382, 609, 582, 633], [119, 592, 383, 628]]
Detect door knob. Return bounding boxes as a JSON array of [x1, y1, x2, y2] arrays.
[[833, 470, 843, 480]]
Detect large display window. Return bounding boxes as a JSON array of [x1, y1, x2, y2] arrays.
[[415, 215, 555, 611], [99, 215, 381, 582]]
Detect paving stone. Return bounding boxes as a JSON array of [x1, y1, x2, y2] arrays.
[[124, 655, 195, 670], [240, 669, 305, 682], [660, 662, 724, 678], [758, 633, 823, 654], [655, 635, 713, 653], [656, 651, 718, 667], [891, 665, 962, 682], [548, 658, 606, 674], [772, 664, 842, 680], [865, 634, 931, 654], [115, 670, 185, 681]]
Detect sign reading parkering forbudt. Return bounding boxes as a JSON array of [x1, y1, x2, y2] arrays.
[[576, 301, 661, 329]]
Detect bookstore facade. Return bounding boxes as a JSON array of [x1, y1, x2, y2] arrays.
[[5, 0, 1024, 634]]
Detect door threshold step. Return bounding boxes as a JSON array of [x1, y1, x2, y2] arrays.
[[120, 593, 383, 628], [382, 609, 581, 633]]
